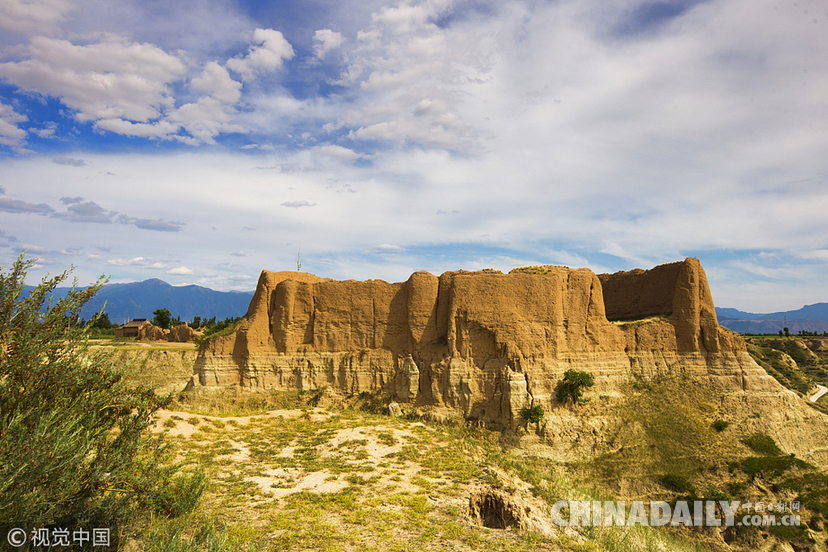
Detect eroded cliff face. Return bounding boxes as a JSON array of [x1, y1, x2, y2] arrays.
[[192, 258, 828, 466]]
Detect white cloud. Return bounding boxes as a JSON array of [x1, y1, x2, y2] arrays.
[[0, 0, 75, 37], [29, 122, 56, 138], [15, 243, 49, 253], [126, 217, 184, 232], [167, 266, 193, 275], [2, 0, 828, 313], [189, 62, 242, 104], [0, 36, 187, 124], [280, 200, 316, 208], [0, 194, 53, 214], [61, 0, 255, 58], [94, 118, 180, 138], [365, 243, 405, 254], [164, 62, 245, 143], [325, 1, 491, 150], [52, 156, 87, 166], [168, 97, 245, 143], [313, 144, 365, 160], [312, 29, 345, 59], [226, 28, 294, 80], [370, 0, 454, 34], [798, 250, 828, 261], [52, 200, 115, 223], [107, 257, 168, 269], [0, 101, 28, 150]]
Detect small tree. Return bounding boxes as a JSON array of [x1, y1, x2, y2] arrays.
[[88, 311, 114, 331], [0, 256, 204, 542], [519, 404, 544, 424], [556, 369, 595, 405], [152, 307, 172, 329]]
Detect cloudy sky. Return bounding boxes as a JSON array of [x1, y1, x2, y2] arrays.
[[0, 0, 826, 313]]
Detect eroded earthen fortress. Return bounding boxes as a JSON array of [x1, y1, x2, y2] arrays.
[[192, 258, 828, 464]]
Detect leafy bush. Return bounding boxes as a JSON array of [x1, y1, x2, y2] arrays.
[[712, 419, 729, 432], [196, 317, 243, 344], [519, 404, 544, 424], [555, 369, 595, 405], [742, 432, 783, 456], [0, 255, 204, 541]]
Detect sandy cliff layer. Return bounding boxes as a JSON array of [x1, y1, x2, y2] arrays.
[[192, 258, 828, 465]]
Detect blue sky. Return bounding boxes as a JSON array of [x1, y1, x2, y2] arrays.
[[0, 0, 826, 313]]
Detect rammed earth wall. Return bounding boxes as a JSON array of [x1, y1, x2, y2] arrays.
[[191, 258, 828, 465]]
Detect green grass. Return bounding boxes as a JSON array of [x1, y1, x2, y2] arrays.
[[99, 347, 828, 552], [170, 386, 306, 417], [745, 338, 828, 398]]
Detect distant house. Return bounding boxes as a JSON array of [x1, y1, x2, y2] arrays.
[[115, 318, 150, 338]]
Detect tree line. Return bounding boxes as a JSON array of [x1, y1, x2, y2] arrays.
[[742, 329, 828, 338], [84, 308, 242, 338]]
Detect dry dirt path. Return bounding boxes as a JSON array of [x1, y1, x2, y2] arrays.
[[811, 384, 828, 403]]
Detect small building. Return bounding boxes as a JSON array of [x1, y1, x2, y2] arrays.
[[114, 318, 150, 338]]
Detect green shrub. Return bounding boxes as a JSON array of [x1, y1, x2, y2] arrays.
[[740, 455, 801, 479], [519, 404, 544, 424], [742, 432, 783, 456], [153, 307, 173, 330], [702, 485, 730, 502], [712, 419, 729, 432], [0, 255, 204, 541], [196, 317, 243, 345], [660, 473, 695, 496], [556, 369, 595, 405]]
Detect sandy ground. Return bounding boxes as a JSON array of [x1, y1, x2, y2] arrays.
[[149, 408, 435, 499]]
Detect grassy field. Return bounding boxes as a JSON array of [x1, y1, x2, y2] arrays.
[[108, 342, 826, 551], [744, 337, 828, 411]]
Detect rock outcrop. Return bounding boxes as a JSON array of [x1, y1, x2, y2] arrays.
[[136, 321, 202, 342], [192, 258, 828, 465], [168, 322, 202, 343], [138, 322, 168, 342]]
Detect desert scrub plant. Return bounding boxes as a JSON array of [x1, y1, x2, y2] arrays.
[[556, 369, 595, 405], [0, 255, 204, 543]]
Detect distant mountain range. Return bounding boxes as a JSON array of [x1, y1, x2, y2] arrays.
[[716, 303, 828, 334], [25, 279, 254, 325], [25, 277, 825, 334]]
